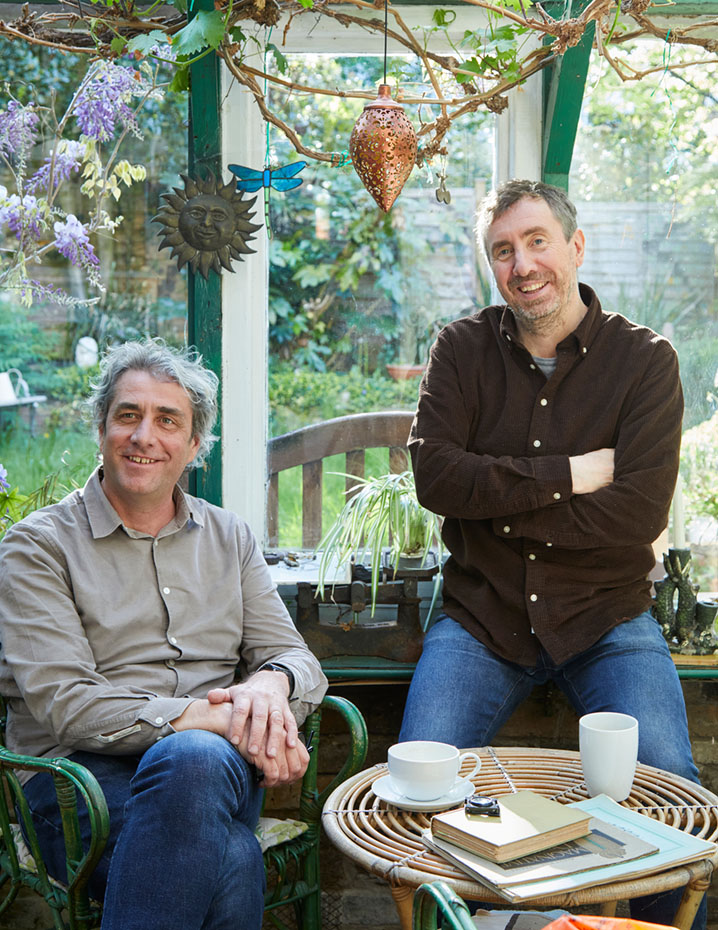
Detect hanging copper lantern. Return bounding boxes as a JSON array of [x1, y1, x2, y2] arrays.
[[349, 84, 417, 212]]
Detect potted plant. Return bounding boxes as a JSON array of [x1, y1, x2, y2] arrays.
[[315, 469, 443, 614]]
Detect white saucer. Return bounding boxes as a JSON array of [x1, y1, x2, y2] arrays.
[[371, 775, 474, 812]]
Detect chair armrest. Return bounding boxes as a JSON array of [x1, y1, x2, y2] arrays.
[[412, 881, 475, 930], [298, 694, 368, 822], [0, 744, 110, 896]]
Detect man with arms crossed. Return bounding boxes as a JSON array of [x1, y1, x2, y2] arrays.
[[0, 339, 327, 930], [400, 180, 700, 927]]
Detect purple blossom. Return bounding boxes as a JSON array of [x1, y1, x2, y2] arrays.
[[72, 63, 141, 142], [1, 193, 47, 241], [53, 214, 99, 269], [27, 140, 85, 194], [0, 101, 39, 160], [0, 465, 8, 492]]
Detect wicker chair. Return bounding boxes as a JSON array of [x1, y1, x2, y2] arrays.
[[0, 693, 368, 930]]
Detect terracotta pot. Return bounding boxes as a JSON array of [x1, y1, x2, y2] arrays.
[[386, 364, 426, 381]]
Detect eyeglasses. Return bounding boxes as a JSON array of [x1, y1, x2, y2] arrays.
[[464, 794, 501, 818]]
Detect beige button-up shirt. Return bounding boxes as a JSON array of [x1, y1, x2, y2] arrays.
[[0, 469, 327, 771]]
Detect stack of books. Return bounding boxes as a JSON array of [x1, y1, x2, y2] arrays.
[[423, 791, 717, 902]]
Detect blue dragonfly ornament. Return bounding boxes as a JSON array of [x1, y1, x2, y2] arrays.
[[228, 162, 307, 237]]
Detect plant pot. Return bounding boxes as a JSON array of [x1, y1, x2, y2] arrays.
[[381, 548, 440, 578], [386, 364, 426, 381]]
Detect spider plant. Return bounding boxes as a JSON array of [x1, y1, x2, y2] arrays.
[[316, 470, 443, 616]]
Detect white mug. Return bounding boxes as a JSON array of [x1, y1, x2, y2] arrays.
[[579, 712, 638, 802], [387, 740, 482, 801]]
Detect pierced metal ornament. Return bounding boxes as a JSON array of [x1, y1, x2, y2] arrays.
[[349, 85, 417, 212]]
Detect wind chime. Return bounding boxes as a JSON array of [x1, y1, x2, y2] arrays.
[[349, 0, 417, 212]]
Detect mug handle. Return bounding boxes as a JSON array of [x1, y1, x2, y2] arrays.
[[458, 750, 482, 782]]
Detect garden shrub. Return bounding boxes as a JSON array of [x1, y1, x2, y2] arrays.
[[269, 365, 420, 436]]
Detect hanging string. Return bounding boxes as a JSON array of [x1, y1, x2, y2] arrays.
[[383, 0, 388, 84], [263, 27, 273, 238]]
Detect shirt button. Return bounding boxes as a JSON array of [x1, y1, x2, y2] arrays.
[[553, 492, 561, 500], [167, 659, 175, 667], [528, 553, 536, 560], [169, 636, 178, 645], [503, 525, 511, 534], [155, 716, 164, 724], [506, 334, 512, 341], [163, 586, 171, 595], [546, 542, 553, 547], [533, 440, 541, 448], [540, 398, 548, 406], [529, 364, 536, 370], [582, 347, 587, 354], [529, 594, 538, 602]]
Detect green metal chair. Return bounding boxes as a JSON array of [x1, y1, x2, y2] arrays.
[[0, 693, 368, 930], [412, 881, 476, 930]]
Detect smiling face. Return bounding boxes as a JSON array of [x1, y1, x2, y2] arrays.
[[486, 196, 586, 342], [98, 369, 200, 531], [177, 193, 235, 252]]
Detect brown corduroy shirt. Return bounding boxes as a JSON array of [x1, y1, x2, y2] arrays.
[[409, 284, 682, 667]]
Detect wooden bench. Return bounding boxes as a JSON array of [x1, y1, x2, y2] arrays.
[[266, 410, 414, 549]]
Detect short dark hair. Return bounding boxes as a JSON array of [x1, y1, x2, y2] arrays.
[[88, 338, 219, 468], [477, 179, 578, 255]]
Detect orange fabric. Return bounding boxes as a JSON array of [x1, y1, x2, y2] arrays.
[[544, 916, 677, 930]]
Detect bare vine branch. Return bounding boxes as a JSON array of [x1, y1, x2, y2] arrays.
[[3, 0, 718, 165]]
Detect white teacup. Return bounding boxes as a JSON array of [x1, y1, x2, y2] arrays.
[[579, 712, 638, 802], [387, 740, 482, 801]]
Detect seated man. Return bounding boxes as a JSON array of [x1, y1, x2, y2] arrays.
[[400, 180, 701, 927], [0, 338, 327, 930]]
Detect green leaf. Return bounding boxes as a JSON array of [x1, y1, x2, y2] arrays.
[[127, 31, 170, 56], [293, 264, 333, 287], [267, 43, 288, 75], [171, 10, 226, 57], [110, 35, 128, 55], [297, 0, 314, 8], [432, 8, 457, 27], [169, 66, 190, 93]]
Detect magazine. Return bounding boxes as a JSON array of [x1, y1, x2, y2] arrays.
[[424, 794, 717, 903], [423, 814, 658, 889]]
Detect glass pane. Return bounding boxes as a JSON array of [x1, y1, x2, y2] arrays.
[[0, 42, 187, 505], [266, 54, 495, 547], [570, 44, 718, 589]]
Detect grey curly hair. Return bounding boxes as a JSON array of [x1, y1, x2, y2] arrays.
[[88, 338, 219, 468]]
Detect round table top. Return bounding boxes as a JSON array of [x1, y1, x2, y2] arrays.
[[321, 746, 718, 908]]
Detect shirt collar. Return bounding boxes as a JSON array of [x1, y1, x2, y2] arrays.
[[498, 283, 603, 356], [84, 467, 204, 539]]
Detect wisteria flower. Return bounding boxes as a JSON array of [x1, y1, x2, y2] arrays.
[[53, 214, 100, 270], [27, 140, 86, 194], [71, 63, 144, 142], [3, 193, 47, 241], [0, 465, 9, 492], [0, 101, 39, 160]]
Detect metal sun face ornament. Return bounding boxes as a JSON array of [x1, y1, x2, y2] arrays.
[[153, 173, 261, 279], [349, 84, 418, 212]]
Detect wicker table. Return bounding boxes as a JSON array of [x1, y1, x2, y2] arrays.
[[322, 747, 718, 930]]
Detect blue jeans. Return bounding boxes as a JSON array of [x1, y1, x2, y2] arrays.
[[400, 612, 703, 928], [23, 730, 265, 930]]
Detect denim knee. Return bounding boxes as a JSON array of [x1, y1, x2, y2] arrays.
[[131, 730, 257, 817]]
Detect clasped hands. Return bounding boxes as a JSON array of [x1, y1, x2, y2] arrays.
[[171, 669, 309, 787]]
